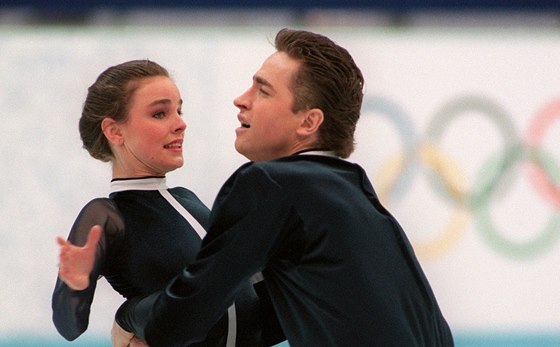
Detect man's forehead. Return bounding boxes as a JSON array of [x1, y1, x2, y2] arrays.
[[255, 53, 299, 86]]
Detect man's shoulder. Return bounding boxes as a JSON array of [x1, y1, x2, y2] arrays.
[[238, 156, 310, 175], [256, 155, 354, 172], [232, 156, 363, 185]]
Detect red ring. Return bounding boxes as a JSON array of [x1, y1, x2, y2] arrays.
[[525, 99, 560, 208]]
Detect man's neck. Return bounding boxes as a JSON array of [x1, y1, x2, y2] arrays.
[[293, 148, 337, 157]]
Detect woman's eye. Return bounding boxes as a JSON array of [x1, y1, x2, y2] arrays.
[[178, 109, 183, 116], [153, 112, 165, 119]]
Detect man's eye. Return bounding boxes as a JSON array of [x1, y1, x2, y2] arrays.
[[153, 112, 165, 119], [259, 88, 270, 96]]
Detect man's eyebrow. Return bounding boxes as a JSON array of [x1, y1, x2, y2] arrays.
[[254, 75, 273, 89]]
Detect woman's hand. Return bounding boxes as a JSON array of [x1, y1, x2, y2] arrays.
[[56, 225, 102, 290], [111, 320, 134, 347], [111, 320, 150, 347], [129, 336, 150, 347]]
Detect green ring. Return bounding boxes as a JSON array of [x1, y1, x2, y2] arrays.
[[425, 95, 518, 205], [471, 145, 560, 259]]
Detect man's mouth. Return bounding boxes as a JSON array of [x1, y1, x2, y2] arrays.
[[241, 122, 250, 128]]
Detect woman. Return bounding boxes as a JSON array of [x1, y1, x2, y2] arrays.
[[52, 60, 263, 346]]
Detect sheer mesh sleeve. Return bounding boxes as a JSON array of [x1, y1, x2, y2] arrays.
[[51, 198, 125, 341]]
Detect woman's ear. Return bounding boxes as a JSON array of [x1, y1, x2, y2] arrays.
[[297, 108, 324, 137], [101, 117, 123, 145]]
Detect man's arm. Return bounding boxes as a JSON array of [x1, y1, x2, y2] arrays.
[[115, 294, 160, 340], [116, 164, 290, 347], [253, 279, 286, 346]]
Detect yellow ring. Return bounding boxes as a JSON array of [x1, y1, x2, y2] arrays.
[[374, 143, 469, 260]]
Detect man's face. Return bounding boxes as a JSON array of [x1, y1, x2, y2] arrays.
[[233, 51, 308, 162]]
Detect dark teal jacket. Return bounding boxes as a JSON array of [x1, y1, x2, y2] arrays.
[[118, 155, 453, 347]]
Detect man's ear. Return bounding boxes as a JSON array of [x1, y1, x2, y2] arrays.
[[297, 108, 324, 137], [101, 117, 123, 145]]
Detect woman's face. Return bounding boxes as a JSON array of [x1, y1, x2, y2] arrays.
[[111, 76, 186, 177]]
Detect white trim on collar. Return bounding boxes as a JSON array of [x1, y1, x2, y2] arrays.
[[297, 150, 338, 158], [110, 177, 167, 193]]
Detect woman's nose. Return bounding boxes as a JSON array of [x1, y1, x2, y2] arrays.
[[174, 114, 187, 133]]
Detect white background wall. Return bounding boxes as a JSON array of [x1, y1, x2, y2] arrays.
[[1, 23, 559, 343]]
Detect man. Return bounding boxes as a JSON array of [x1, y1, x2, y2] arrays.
[[115, 28, 454, 346]]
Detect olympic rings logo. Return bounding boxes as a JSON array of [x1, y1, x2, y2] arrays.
[[361, 95, 560, 260]]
